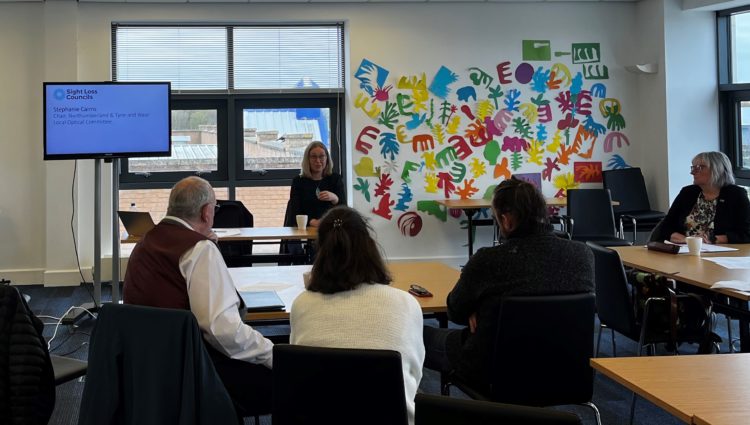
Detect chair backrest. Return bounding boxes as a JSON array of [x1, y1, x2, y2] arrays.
[[489, 293, 596, 407], [567, 189, 617, 238], [415, 394, 582, 425], [214, 199, 254, 228], [272, 344, 408, 425], [78, 303, 237, 425], [214, 199, 254, 264], [602, 167, 652, 214], [648, 218, 666, 242], [51, 354, 87, 385], [586, 242, 639, 338]]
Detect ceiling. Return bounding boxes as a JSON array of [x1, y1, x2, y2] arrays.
[[0, 0, 640, 4]]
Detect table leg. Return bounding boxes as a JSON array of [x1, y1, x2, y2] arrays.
[[465, 209, 478, 256]]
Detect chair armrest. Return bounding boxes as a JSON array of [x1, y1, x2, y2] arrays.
[[558, 215, 573, 235], [619, 215, 637, 241]]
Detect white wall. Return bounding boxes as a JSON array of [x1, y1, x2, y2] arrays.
[[0, 4, 47, 283], [0, 0, 721, 284], [664, 0, 719, 199]]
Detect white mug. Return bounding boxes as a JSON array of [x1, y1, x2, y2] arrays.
[[295, 214, 308, 230], [686, 236, 703, 256]]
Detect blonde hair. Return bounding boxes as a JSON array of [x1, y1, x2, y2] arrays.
[[299, 141, 333, 178]]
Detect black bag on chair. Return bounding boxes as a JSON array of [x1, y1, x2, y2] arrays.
[[627, 271, 715, 353]]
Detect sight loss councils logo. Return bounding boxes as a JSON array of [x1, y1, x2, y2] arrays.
[[54, 89, 65, 100]]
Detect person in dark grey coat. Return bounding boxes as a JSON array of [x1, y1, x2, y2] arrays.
[[423, 177, 594, 392], [0, 285, 55, 425]]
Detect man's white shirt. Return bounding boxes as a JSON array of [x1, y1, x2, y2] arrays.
[[167, 216, 273, 368]]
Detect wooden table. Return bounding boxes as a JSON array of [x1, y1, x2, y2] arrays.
[[591, 354, 750, 424], [437, 197, 617, 256], [214, 226, 316, 241], [229, 261, 459, 323], [612, 245, 750, 301], [123, 226, 316, 244], [612, 244, 750, 351], [124, 226, 317, 263], [436, 199, 495, 256]]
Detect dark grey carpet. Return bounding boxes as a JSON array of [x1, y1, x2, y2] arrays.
[[18, 282, 740, 425]]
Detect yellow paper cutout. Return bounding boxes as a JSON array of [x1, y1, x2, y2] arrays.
[[354, 156, 380, 177]]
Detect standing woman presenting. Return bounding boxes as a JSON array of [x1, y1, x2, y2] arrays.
[[656, 151, 750, 244], [288, 141, 345, 228]]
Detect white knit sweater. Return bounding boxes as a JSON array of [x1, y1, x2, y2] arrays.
[[290, 283, 425, 425]]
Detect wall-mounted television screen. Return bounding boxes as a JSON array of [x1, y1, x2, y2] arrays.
[[44, 81, 171, 160]]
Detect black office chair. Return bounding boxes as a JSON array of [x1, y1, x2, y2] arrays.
[[415, 394, 582, 425], [587, 242, 714, 425], [603, 168, 666, 243], [214, 199, 254, 267], [51, 354, 87, 385], [565, 189, 631, 247], [442, 293, 601, 425], [78, 303, 240, 425], [272, 344, 408, 425], [586, 241, 673, 358]]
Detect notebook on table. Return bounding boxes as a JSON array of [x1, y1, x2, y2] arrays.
[[239, 291, 286, 312], [118, 211, 156, 237]]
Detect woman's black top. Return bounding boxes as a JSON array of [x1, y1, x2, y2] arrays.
[[287, 173, 346, 224], [656, 184, 750, 243]]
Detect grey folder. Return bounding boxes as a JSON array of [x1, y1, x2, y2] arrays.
[[239, 291, 286, 312]]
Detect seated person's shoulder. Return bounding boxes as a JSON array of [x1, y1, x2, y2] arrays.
[[723, 184, 748, 197]]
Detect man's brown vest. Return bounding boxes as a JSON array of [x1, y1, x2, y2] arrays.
[[123, 220, 208, 310]]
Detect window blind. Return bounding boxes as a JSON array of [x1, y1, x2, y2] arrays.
[[112, 23, 344, 91]]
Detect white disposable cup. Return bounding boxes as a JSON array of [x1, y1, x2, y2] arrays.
[[303, 271, 311, 287], [296, 214, 308, 230], [686, 236, 703, 256]]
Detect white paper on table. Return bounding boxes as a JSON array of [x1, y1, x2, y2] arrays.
[[237, 282, 296, 292], [702, 257, 750, 269], [663, 240, 739, 254], [213, 228, 241, 237], [711, 280, 750, 293]]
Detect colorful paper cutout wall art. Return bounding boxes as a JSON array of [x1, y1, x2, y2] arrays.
[[397, 212, 423, 237], [522, 40, 552, 61], [351, 39, 631, 239], [573, 162, 603, 183]]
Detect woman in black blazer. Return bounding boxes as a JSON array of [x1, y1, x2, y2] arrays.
[[656, 151, 750, 244], [288, 141, 345, 228]]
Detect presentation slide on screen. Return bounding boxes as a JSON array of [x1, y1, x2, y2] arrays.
[[45, 83, 170, 156]]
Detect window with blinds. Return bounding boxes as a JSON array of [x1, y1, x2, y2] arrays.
[[113, 22, 347, 201], [112, 23, 345, 91]]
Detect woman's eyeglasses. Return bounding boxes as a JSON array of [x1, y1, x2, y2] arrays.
[[690, 165, 707, 173], [309, 154, 327, 161]]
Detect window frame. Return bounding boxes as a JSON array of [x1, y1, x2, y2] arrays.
[[718, 6, 750, 185], [119, 96, 229, 188], [113, 22, 347, 194], [233, 93, 345, 184]]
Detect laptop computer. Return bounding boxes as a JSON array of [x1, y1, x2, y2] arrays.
[[118, 211, 156, 238]]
